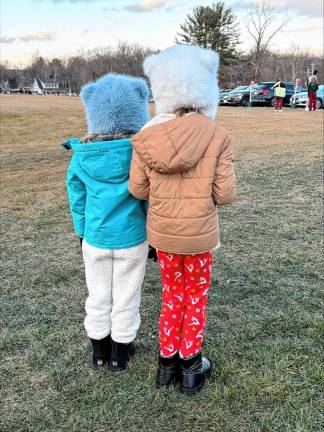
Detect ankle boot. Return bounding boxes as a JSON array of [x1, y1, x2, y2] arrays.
[[110, 339, 136, 372], [156, 352, 180, 388], [180, 352, 212, 395], [90, 335, 111, 369]]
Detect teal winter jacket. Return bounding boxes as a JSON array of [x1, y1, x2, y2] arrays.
[[62, 138, 147, 249]]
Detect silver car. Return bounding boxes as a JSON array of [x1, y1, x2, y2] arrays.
[[290, 85, 324, 109]]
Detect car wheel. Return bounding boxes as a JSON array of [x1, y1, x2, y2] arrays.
[[316, 98, 322, 109], [240, 96, 249, 106], [270, 98, 276, 107]]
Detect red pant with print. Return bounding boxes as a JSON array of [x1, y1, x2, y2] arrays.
[[157, 250, 212, 358], [309, 92, 317, 111], [275, 97, 283, 110]]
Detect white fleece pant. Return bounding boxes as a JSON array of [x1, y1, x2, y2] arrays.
[[82, 240, 148, 343]]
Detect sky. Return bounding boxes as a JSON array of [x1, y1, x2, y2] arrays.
[[0, 0, 323, 66]]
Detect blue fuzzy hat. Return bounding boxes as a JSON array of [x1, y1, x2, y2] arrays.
[[80, 73, 150, 134]]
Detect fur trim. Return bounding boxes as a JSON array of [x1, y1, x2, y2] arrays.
[[81, 132, 134, 143], [80, 74, 150, 135], [144, 45, 219, 119]]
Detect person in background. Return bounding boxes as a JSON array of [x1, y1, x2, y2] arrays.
[[307, 77, 319, 112], [305, 69, 318, 111], [272, 79, 286, 112]]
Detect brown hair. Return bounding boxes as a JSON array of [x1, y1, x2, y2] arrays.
[[175, 107, 199, 117]]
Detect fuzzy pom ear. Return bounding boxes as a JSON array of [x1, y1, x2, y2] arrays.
[[134, 79, 149, 100], [80, 82, 96, 103], [143, 54, 159, 77], [200, 49, 219, 72]]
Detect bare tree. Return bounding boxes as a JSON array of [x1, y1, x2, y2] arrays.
[[245, 0, 290, 80], [277, 45, 307, 82]]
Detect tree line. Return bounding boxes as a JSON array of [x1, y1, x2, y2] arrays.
[[0, 1, 322, 92], [0, 42, 156, 93]]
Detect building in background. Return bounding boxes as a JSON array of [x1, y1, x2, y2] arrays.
[[32, 78, 62, 94]]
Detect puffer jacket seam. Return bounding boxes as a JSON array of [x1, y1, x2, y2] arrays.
[[148, 224, 217, 237], [149, 210, 216, 220], [149, 195, 211, 200], [136, 136, 159, 171], [149, 176, 214, 180], [131, 154, 149, 185], [218, 136, 231, 158]]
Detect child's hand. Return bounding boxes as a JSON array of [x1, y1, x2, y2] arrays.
[[148, 245, 158, 262]]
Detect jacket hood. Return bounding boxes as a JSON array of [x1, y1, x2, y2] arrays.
[[131, 114, 216, 174], [62, 138, 132, 183]]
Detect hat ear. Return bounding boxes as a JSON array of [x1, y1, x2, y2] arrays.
[[80, 82, 96, 103], [143, 53, 159, 77], [200, 49, 219, 72], [134, 79, 149, 100]]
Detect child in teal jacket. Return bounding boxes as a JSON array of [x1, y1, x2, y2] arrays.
[[63, 74, 149, 371], [63, 137, 147, 250]]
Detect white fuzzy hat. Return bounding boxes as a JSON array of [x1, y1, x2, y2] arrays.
[[144, 44, 219, 119]]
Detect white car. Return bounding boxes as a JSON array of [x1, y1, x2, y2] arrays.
[[290, 85, 324, 109]]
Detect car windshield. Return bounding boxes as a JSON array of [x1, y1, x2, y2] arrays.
[[231, 86, 248, 92], [254, 84, 273, 90]]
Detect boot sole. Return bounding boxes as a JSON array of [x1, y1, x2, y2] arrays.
[[109, 362, 128, 372], [110, 367, 127, 372], [92, 359, 110, 370], [180, 367, 212, 396], [156, 376, 178, 389], [109, 352, 135, 372], [93, 365, 108, 370]]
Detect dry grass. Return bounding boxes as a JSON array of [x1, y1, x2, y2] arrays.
[[0, 95, 323, 432]]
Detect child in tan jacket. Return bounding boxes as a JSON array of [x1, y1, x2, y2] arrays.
[[129, 45, 236, 395]]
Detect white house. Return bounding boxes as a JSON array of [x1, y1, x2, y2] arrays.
[[32, 78, 60, 94]]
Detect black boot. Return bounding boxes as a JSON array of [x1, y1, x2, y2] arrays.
[[110, 339, 136, 372], [90, 335, 111, 369], [180, 352, 212, 395], [156, 352, 180, 388]]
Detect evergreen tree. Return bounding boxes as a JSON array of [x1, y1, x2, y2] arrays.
[[176, 2, 240, 67]]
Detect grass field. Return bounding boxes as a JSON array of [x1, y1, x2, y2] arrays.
[[0, 95, 323, 432]]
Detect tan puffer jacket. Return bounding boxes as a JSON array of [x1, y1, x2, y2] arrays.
[[129, 113, 236, 254]]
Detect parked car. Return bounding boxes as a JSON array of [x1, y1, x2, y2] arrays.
[[252, 82, 304, 107], [22, 87, 33, 94], [219, 88, 233, 105], [290, 84, 324, 109], [9, 88, 21, 94], [221, 85, 250, 106]]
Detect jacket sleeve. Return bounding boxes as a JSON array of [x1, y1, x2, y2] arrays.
[[66, 162, 86, 238], [212, 136, 236, 205], [128, 149, 150, 200]]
